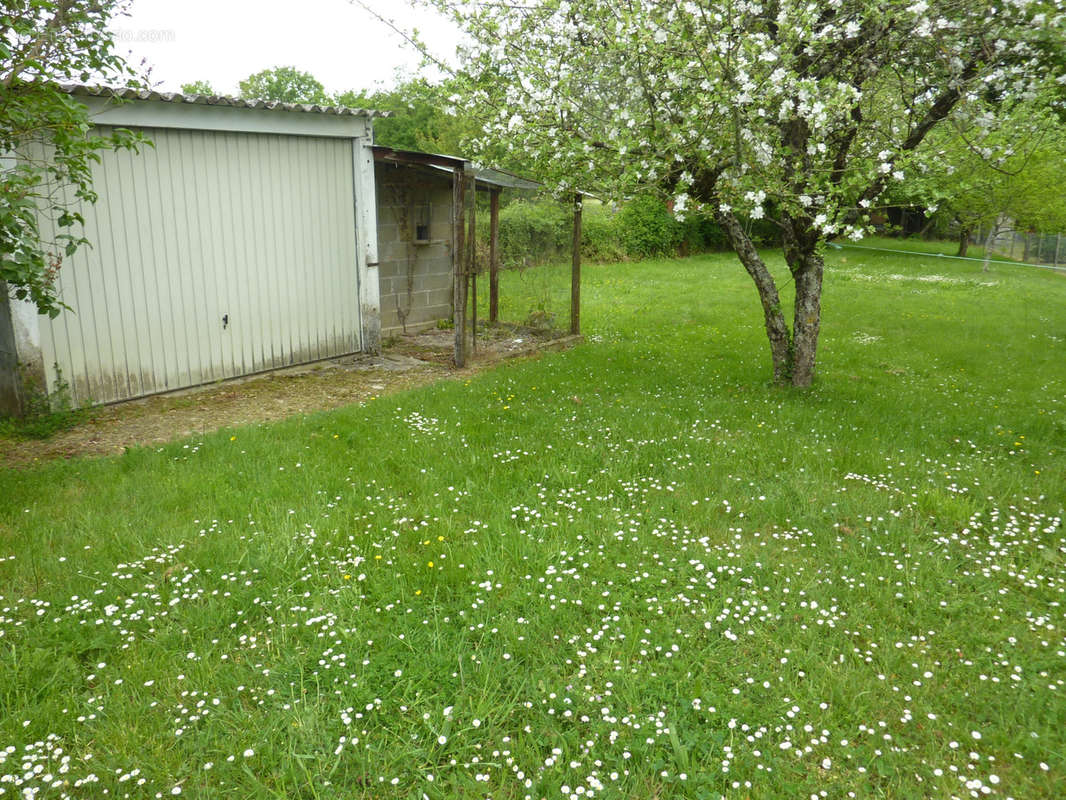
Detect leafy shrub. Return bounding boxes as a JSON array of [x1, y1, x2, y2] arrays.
[[616, 195, 681, 258], [496, 199, 568, 267], [484, 194, 733, 267], [579, 201, 627, 262], [679, 211, 729, 254]]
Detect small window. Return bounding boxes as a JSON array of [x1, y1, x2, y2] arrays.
[[414, 193, 431, 242]]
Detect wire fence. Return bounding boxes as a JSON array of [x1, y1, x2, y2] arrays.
[[985, 228, 1064, 267]]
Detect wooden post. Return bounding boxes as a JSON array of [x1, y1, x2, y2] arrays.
[[1055, 233, 1061, 268], [452, 167, 467, 367], [469, 180, 478, 353], [489, 188, 500, 323], [570, 192, 582, 336]]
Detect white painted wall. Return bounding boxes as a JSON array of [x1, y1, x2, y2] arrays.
[[30, 122, 370, 405]]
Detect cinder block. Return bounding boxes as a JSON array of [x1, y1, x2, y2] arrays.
[[414, 271, 452, 293], [425, 288, 452, 309]]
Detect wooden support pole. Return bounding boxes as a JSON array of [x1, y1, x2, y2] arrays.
[[452, 168, 467, 367], [1055, 233, 1061, 268], [469, 180, 478, 352], [570, 192, 582, 336], [489, 189, 500, 323]]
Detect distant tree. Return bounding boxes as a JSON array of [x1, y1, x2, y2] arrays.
[[336, 77, 517, 170], [1, 0, 145, 318], [895, 101, 1066, 262], [179, 80, 216, 96], [334, 84, 432, 151], [948, 119, 1066, 263], [237, 66, 328, 105]]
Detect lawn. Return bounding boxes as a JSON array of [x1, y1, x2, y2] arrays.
[[1, 241, 1063, 799]]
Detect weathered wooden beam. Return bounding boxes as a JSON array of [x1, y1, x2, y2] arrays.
[[453, 167, 467, 367], [570, 192, 582, 336], [469, 179, 478, 352], [489, 188, 500, 323]]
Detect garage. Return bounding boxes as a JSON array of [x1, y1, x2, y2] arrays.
[[1, 87, 382, 408]]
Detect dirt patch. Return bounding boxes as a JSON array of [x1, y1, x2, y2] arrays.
[[0, 325, 579, 468]]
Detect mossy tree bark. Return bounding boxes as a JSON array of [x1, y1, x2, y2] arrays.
[[715, 209, 794, 386], [957, 228, 971, 258], [713, 208, 826, 388]]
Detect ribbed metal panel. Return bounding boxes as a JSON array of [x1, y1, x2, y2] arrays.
[[35, 125, 362, 405]]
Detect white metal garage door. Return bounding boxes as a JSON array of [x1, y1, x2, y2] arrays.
[[37, 125, 363, 406]]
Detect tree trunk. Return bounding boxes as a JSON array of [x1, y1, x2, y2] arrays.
[[957, 228, 970, 258], [981, 225, 997, 273], [716, 209, 793, 384], [790, 251, 824, 387]]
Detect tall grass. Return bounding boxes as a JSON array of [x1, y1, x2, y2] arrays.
[[1, 242, 1063, 799]]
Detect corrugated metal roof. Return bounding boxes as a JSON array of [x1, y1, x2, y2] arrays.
[[372, 146, 466, 169], [471, 165, 542, 192], [372, 145, 542, 191], [61, 84, 388, 118]]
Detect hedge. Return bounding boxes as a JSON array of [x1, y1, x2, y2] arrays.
[[480, 195, 773, 267]]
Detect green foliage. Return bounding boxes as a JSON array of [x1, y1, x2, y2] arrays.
[[678, 212, 728, 253], [179, 80, 216, 96], [0, 1, 145, 317], [489, 196, 732, 267], [237, 66, 328, 105], [336, 78, 453, 152], [496, 198, 569, 267], [579, 202, 627, 262], [334, 76, 501, 164], [893, 101, 1066, 243], [616, 196, 681, 258]]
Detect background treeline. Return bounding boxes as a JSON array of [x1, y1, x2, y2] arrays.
[[483, 195, 778, 267]]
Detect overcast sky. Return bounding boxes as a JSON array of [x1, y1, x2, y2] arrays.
[[111, 0, 459, 95]]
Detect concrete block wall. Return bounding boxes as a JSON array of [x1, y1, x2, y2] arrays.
[[375, 164, 455, 335]]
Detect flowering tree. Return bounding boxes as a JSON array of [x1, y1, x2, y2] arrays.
[[1, 0, 143, 318], [430, 0, 1065, 385]]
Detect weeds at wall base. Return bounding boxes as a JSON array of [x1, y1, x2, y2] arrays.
[[0, 362, 89, 440]]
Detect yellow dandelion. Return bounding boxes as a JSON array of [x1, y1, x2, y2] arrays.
[[427, 561, 434, 568], [415, 590, 422, 596], [343, 574, 351, 580]]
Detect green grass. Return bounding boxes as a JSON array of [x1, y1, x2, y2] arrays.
[[844, 234, 990, 259], [1, 241, 1064, 799]]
